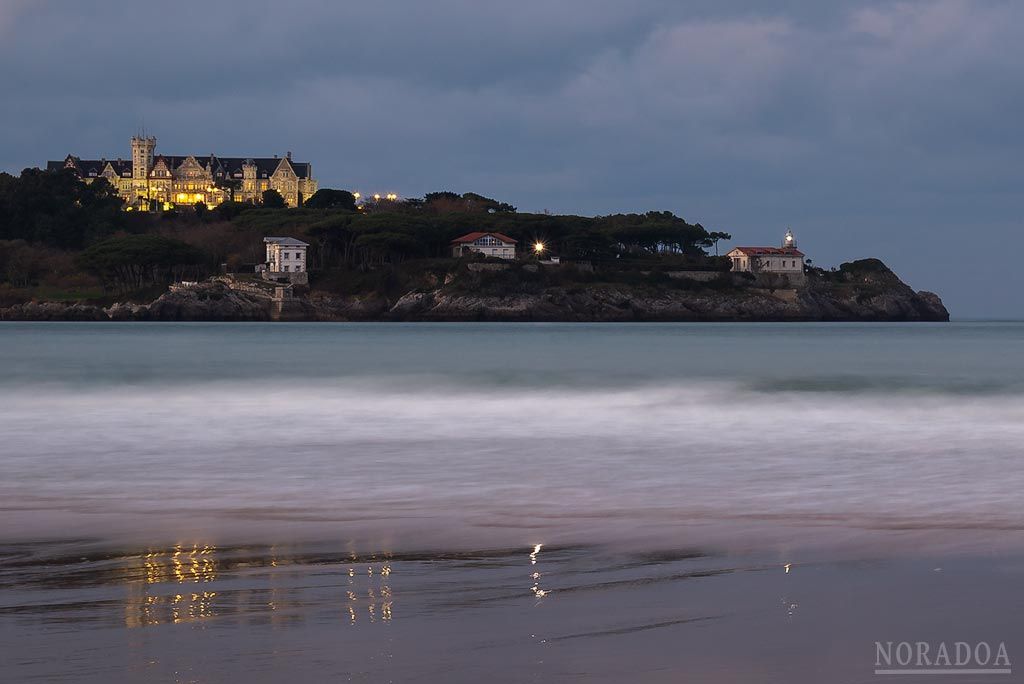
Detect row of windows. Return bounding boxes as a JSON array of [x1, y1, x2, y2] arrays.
[[732, 257, 800, 268], [474, 237, 510, 246], [280, 265, 302, 272]]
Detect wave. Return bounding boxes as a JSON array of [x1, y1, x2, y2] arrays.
[[3, 378, 1024, 553]]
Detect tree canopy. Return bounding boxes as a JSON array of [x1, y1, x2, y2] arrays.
[[0, 169, 124, 248], [261, 189, 286, 208], [0, 171, 733, 295], [77, 234, 204, 291], [304, 188, 357, 211]]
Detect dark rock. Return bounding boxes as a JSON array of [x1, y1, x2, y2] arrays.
[[146, 282, 269, 321], [0, 259, 950, 323], [0, 302, 106, 321]]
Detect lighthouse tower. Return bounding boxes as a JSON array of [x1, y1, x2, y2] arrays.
[[782, 228, 796, 249]]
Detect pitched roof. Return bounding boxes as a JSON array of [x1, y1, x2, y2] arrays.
[[47, 156, 133, 177], [729, 246, 805, 257], [450, 231, 518, 244], [46, 155, 313, 179], [264, 237, 309, 247]]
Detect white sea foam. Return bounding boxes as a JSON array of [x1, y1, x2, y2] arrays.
[[4, 378, 1024, 552]]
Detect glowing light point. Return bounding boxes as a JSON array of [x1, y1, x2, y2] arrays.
[[533, 242, 545, 254]]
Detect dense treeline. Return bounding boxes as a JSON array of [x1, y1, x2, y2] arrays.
[[0, 169, 125, 248], [0, 168, 731, 302], [77, 235, 205, 292]]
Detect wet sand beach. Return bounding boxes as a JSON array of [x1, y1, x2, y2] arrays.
[[2, 541, 1021, 683], [2, 322, 1023, 681]]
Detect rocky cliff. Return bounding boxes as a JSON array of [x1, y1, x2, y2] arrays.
[[311, 259, 948, 322], [0, 259, 948, 322], [0, 281, 270, 322]]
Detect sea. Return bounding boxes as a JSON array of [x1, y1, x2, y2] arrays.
[[1, 322, 1022, 682]]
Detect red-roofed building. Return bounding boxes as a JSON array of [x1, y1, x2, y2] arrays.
[[726, 229, 805, 275], [451, 231, 518, 260]]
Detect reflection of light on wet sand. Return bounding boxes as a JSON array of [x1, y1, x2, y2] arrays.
[[345, 563, 394, 625], [529, 544, 550, 599], [125, 590, 219, 628], [157, 544, 219, 584], [125, 545, 220, 627], [127, 549, 398, 629]]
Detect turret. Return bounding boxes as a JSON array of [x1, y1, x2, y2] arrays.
[[130, 135, 156, 181], [783, 228, 796, 249]]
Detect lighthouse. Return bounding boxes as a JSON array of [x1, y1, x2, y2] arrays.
[[783, 228, 796, 249]]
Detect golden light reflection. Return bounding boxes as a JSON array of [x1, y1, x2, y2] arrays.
[[125, 590, 218, 628], [126, 545, 221, 628], [344, 563, 395, 625], [141, 544, 218, 585]]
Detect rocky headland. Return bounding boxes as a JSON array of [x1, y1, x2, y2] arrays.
[[0, 258, 948, 322]]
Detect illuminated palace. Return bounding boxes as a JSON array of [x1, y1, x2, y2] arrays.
[[47, 135, 317, 209]]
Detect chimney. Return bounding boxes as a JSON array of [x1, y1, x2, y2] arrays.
[[287, 151, 292, 160]]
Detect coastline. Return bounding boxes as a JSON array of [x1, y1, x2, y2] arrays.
[[1, 320, 1017, 683], [0, 258, 950, 323]]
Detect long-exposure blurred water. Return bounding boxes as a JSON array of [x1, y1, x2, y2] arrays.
[[2, 322, 1023, 682], [2, 321, 1023, 550]]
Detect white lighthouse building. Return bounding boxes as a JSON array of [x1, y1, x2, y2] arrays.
[[726, 229, 805, 276]]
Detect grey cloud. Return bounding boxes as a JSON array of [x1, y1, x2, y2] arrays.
[[1, 0, 1022, 316]]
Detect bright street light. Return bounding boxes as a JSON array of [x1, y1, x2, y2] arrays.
[[534, 241, 545, 254]]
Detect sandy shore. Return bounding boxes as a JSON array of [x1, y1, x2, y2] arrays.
[[1, 540, 1021, 682]]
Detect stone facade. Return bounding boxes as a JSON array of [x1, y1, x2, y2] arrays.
[[257, 237, 309, 285], [726, 230, 805, 281], [47, 135, 317, 209]]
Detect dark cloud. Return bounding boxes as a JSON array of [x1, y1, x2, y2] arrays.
[[2, 0, 1021, 316]]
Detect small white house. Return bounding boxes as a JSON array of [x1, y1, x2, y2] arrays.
[[259, 237, 309, 284], [451, 231, 517, 260], [726, 229, 804, 275]]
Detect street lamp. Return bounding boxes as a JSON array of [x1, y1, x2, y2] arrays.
[[534, 241, 545, 254]]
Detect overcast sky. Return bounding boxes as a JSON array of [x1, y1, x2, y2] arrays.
[[1, 0, 1021, 316]]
